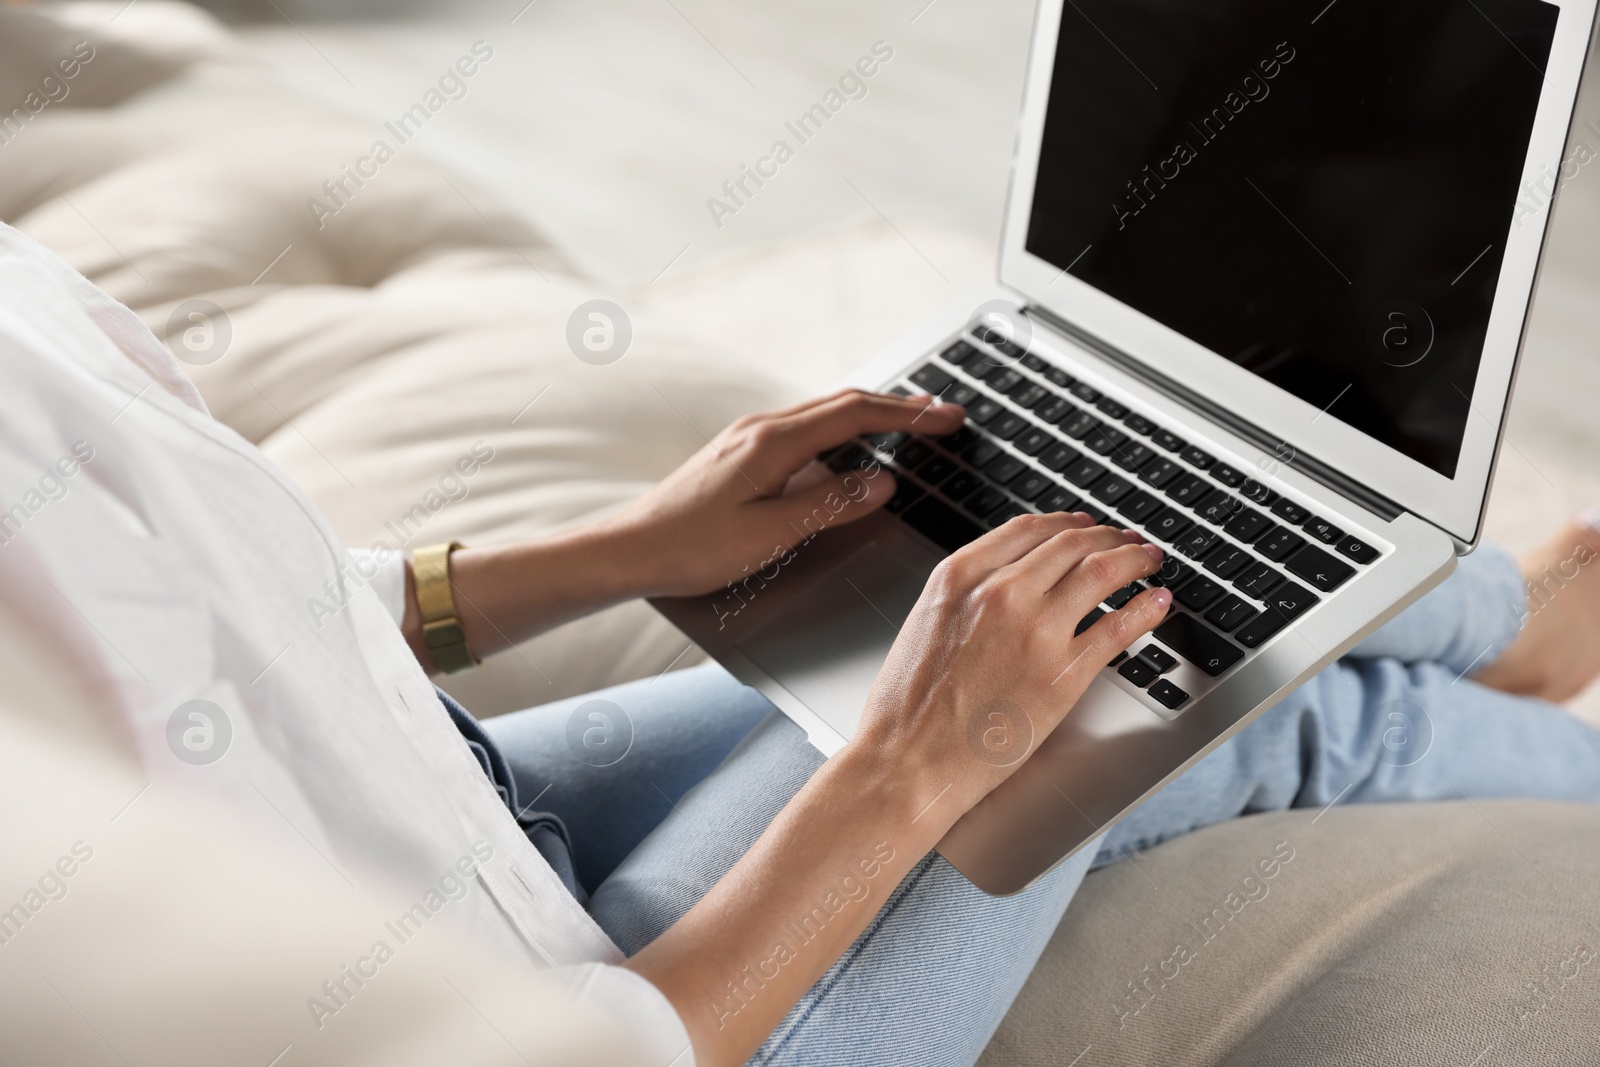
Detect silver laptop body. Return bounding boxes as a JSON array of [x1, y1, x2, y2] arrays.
[[656, 0, 1599, 894]]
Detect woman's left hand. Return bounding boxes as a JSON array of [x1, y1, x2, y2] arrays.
[[597, 388, 965, 599]]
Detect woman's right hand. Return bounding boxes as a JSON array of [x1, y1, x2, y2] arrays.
[[851, 510, 1174, 825]]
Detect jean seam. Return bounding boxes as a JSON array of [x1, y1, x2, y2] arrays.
[[752, 853, 942, 1066]]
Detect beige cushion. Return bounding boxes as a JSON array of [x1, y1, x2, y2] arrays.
[[984, 799, 1600, 1066]]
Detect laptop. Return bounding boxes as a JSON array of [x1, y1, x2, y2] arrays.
[[655, 0, 1599, 894]]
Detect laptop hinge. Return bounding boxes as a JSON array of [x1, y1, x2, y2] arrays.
[[1023, 304, 1404, 524]]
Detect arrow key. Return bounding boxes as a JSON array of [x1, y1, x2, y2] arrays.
[[1284, 544, 1354, 592]]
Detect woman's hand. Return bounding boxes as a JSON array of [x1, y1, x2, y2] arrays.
[[851, 510, 1174, 821], [597, 388, 965, 599], [626, 512, 1174, 1067]]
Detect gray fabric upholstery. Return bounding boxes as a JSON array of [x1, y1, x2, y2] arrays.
[[983, 799, 1600, 1066]]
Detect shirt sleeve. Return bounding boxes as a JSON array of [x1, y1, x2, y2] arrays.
[[546, 963, 696, 1067], [350, 546, 407, 627]]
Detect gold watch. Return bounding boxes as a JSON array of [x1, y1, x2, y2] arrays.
[[412, 541, 478, 674]]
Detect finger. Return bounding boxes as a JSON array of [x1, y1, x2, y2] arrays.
[[742, 391, 967, 483], [764, 465, 897, 537], [1048, 541, 1165, 622], [1075, 587, 1173, 673], [936, 511, 1098, 592], [1000, 525, 1146, 596]]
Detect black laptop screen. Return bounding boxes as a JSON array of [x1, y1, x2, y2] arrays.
[[1025, 0, 1560, 478]]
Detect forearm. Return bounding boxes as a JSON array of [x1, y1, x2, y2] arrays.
[[623, 743, 956, 1067], [400, 521, 652, 670]]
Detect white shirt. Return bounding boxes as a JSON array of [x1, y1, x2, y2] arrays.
[[0, 224, 691, 1065]]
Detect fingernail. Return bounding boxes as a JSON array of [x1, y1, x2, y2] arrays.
[[1073, 511, 1094, 523], [1123, 528, 1144, 542], [1151, 588, 1173, 608], [1141, 543, 1164, 563]]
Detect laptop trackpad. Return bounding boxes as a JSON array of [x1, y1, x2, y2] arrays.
[[735, 539, 930, 741]]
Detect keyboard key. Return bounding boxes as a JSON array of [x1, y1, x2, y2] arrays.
[[1137, 645, 1178, 673], [1270, 498, 1310, 525], [944, 384, 980, 407], [938, 426, 976, 452], [965, 440, 1003, 468], [1070, 382, 1102, 403], [918, 455, 959, 485], [1205, 594, 1258, 632], [1097, 398, 1130, 420], [1010, 382, 1050, 409], [1176, 575, 1226, 610], [987, 369, 1024, 394], [1234, 562, 1284, 601], [1075, 606, 1105, 636], [1175, 528, 1219, 559], [987, 502, 1027, 527], [1060, 412, 1099, 439], [964, 358, 1001, 381], [1118, 657, 1159, 688], [870, 431, 908, 453], [1110, 442, 1155, 472], [1147, 508, 1192, 543], [1236, 582, 1320, 648], [889, 385, 911, 397], [1034, 396, 1075, 424], [967, 398, 1005, 425], [1118, 490, 1163, 523], [1083, 427, 1128, 456], [1014, 427, 1054, 456], [1153, 614, 1243, 676], [1255, 527, 1305, 563], [1212, 463, 1247, 487], [1150, 557, 1196, 590], [1063, 457, 1108, 488], [1284, 544, 1355, 592], [1091, 474, 1137, 505], [1010, 471, 1052, 502], [1039, 442, 1079, 472], [1202, 544, 1251, 580], [1124, 413, 1155, 435], [1195, 493, 1245, 527], [1180, 445, 1216, 470], [1045, 367, 1075, 388], [989, 413, 1027, 440], [1336, 535, 1380, 564], [1139, 457, 1183, 489], [1022, 353, 1048, 372], [1302, 517, 1343, 544], [983, 454, 1025, 484], [1147, 678, 1190, 710], [1151, 429, 1186, 452], [1037, 487, 1082, 513], [1166, 474, 1212, 506], [942, 470, 984, 502], [885, 480, 925, 514], [909, 363, 954, 394], [1105, 582, 1143, 609], [940, 340, 977, 366], [893, 440, 934, 470], [963, 486, 1009, 518], [1223, 509, 1273, 545], [1239, 480, 1279, 505], [1109, 650, 1129, 667], [901, 498, 983, 552]]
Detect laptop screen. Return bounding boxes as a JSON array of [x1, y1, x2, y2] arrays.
[[1025, 0, 1560, 478]]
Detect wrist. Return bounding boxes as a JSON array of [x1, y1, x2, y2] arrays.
[[824, 733, 966, 847]]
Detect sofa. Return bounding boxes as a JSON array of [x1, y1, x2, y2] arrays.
[[7, 4, 1600, 1062]]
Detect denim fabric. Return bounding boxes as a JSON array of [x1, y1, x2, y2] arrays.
[[495, 543, 1600, 1066], [437, 686, 584, 900]]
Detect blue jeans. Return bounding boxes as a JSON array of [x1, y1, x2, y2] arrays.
[[482, 542, 1600, 1066]]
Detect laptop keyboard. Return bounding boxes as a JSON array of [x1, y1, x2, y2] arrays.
[[822, 325, 1386, 717]]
